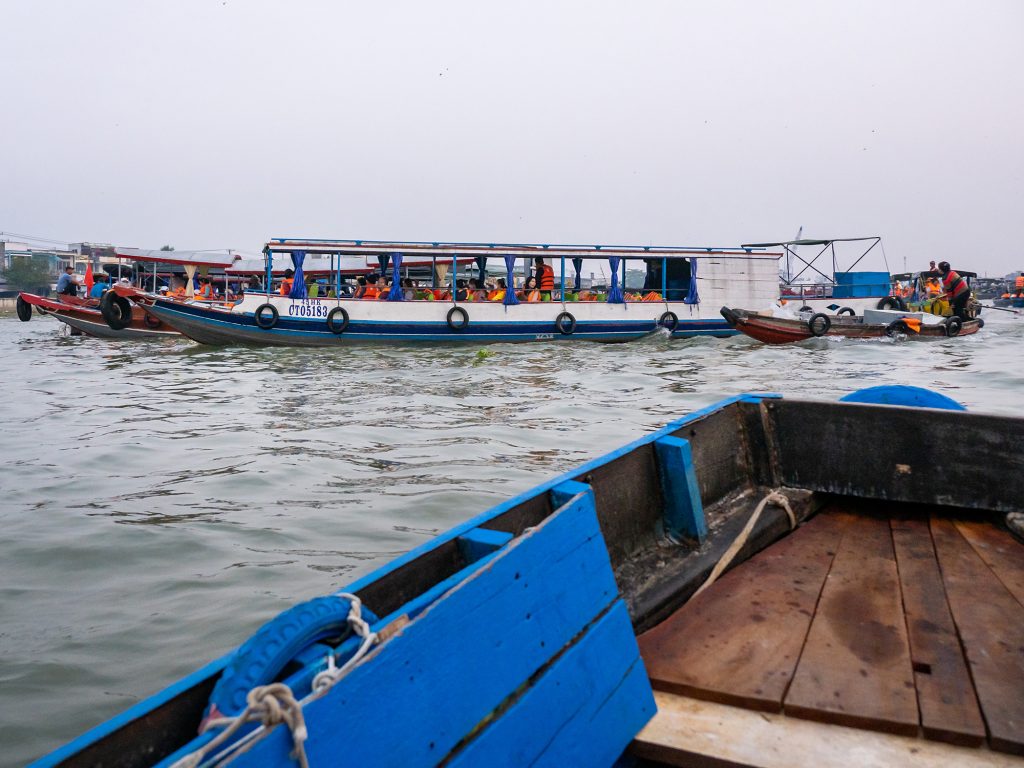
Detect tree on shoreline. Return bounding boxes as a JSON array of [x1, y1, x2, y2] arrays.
[[2, 255, 52, 292]]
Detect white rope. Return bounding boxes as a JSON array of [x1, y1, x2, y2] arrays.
[[690, 490, 796, 601], [170, 682, 309, 768], [171, 593, 378, 768], [311, 593, 379, 693]]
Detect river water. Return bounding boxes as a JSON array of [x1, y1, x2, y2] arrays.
[[1, 309, 1022, 765]]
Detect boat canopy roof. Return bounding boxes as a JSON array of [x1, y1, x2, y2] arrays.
[[263, 238, 780, 260], [741, 236, 881, 248], [115, 248, 240, 268]]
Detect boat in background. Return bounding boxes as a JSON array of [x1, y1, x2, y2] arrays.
[[32, 386, 1024, 767], [720, 305, 984, 344], [751, 236, 901, 316], [15, 291, 180, 339], [108, 238, 783, 345]]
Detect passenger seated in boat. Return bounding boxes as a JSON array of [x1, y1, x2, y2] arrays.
[[307, 279, 319, 298], [196, 277, 215, 300], [278, 269, 295, 296], [518, 276, 540, 302], [455, 279, 468, 302], [363, 274, 381, 300], [89, 274, 109, 299], [533, 257, 554, 299], [464, 279, 486, 301], [488, 278, 508, 301], [353, 277, 367, 299], [402, 278, 416, 300]]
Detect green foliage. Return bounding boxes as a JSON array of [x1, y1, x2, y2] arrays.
[[3, 256, 53, 291]]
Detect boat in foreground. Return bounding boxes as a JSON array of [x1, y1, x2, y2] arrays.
[[720, 305, 984, 344], [33, 387, 1024, 767]]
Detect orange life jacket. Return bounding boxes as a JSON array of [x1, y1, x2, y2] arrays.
[[942, 270, 969, 299], [171, 287, 187, 298], [363, 285, 379, 299], [1016, 275, 1024, 290], [197, 284, 213, 299], [488, 290, 505, 301], [279, 278, 294, 296], [536, 264, 554, 291], [642, 291, 661, 302], [526, 290, 541, 302]]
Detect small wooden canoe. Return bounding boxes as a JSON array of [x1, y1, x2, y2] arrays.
[[721, 305, 983, 344], [32, 387, 1024, 767], [16, 292, 179, 339]]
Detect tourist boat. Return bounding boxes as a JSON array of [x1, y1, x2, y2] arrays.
[[104, 238, 783, 345], [755, 236, 903, 316], [993, 295, 1024, 309], [720, 305, 984, 344], [33, 386, 1024, 767], [14, 249, 243, 340], [15, 291, 181, 339]]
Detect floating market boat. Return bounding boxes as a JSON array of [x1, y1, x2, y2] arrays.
[[15, 292, 181, 339], [754, 236, 902, 316], [106, 238, 783, 345], [720, 305, 984, 344], [33, 386, 1024, 767]]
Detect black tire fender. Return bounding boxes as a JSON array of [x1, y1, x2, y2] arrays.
[[658, 311, 679, 331], [254, 303, 279, 330], [100, 292, 132, 330], [719, 306, 739, 327], [886, 319, 908, 337], [446, 306, 469, 331], [555, 311, 576, 335], [16, 296, 32, 322], [837, 307, 856, 317], [944, 316, 963, 337], [326, 306, 349, 334], [798, 305, 813, 313], [808, 313, 831, 337]]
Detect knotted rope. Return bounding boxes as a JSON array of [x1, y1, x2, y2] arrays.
[[171, 683, 309, 768], [691, 490, 796, 600]]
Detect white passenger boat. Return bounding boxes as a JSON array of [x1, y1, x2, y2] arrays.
[[109, 238, 782, 345]]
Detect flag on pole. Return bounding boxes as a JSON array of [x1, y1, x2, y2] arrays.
[[84, 262, 94, 292]]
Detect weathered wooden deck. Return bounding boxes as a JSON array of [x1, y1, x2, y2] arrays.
[[634, 502, 1024, 763]]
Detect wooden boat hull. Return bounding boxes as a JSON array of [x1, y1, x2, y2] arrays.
[[16, 292, 179, 339], [721, 306, 983, 344], [31, 391, 1024, 767]]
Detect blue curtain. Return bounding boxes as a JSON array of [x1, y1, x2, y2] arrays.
[[377, 253, 390, 275], [387, 252, 404, 301], [684, 258, 699, 304], [607, 257, 625, 303], [288, 251, 308, 299], [503, 255, 520, 306], [572, 258, 583, 291], [476, 256, 488, 283]]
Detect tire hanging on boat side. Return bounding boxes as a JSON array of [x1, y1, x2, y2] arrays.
[[100, 292, 132, 330], [16, 296, 32, 322], [808, 313, 831, 337], [326, 306, 349, 334], [658, 311, 679, 331], [555, 311, 576, 335], [943, 316, 963, 337], [837, 307, 855, 316], [446, 306, 469, 332], [254, 303, 278, 330]]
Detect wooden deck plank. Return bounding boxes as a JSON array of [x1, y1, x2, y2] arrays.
[[632, 690, 1024, 768], [931, 518, 1024, 756], [637, 510, 850, 712], [891, 518, 986, 746], [954, 520, 1024, 609], [784, 514, 919, 735]]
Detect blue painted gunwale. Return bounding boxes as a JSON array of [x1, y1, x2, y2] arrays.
[[32, 392, 776, 767]]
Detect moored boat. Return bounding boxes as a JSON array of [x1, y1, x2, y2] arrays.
[[720, 305, 984, 344], [109, 238, 783, 345], [32, 386, 1024, 767]]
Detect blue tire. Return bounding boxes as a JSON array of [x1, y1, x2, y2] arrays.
[[206, 595, 378, 718]]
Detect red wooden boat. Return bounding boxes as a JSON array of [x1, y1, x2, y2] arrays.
[[15, 292, 180, 339], [720, 306, 983, 345]]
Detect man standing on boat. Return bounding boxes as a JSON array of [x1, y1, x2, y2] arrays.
[[937, 261, 971, 320], [533, 257, 554, 298]]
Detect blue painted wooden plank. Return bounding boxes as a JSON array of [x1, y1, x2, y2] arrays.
[[457, 527, 514, 564], [654, 436, 707, 543], [448, 600, 655, 767], [222, 489, 619, 768]]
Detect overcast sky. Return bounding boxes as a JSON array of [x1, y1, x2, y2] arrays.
[[3, 1, 1022, 275]]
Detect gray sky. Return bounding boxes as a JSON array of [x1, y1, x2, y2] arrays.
[[3, 1, 1022, 275]]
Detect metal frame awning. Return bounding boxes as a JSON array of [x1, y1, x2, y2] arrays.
[[741, 236, 884, 286]]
